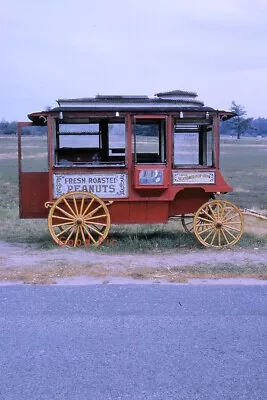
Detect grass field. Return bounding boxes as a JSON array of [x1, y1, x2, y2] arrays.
[[0, 135, 266, 251]]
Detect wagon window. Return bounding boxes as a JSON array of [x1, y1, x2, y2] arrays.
[[173, 121, 214, 167], [55, 119, 126, 167], [133, 119, 166, 164], [58, 123, 99, 148]]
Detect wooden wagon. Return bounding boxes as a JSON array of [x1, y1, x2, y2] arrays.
[[17, 89, 244, 248]]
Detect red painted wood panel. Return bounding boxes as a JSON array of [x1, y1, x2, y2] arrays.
[[20, 172, 49, 218]]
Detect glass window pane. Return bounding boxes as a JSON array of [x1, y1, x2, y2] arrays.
[[59, 123, 99, 133], [174, 132, 199, 165], [135, 124, 160, 154], [133, 120, 165, 164], [59, 135, 99, 148], [108, 123, 125, 151]]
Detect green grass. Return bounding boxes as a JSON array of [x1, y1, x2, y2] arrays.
[[220, 137, 267, 210], [0, 135, 267, 251]]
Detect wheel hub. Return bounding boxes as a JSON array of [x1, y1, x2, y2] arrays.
[[216, 221, 223, 228], [76, 217, 83, 225]]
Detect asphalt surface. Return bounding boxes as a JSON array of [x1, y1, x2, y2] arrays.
[[0, 284, 266, 400]]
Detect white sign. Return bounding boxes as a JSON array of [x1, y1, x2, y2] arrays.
[[172, 171, 215, 184], [53, 173, 128, 198]]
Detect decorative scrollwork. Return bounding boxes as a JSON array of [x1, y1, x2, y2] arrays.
[[220, 114, 228, 121], [39, 115, 47, 124], [45, 201, 54, 209]]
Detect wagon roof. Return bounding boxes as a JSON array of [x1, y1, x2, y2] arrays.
[[27, 90, 235, 124], [56, 95, 204, 107]]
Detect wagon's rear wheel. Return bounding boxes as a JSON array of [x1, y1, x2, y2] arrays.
[[181, 213, 208, 233], [48, 191, 110, 247], [193, 199, 244, 248], [181, 214, 195, 233]]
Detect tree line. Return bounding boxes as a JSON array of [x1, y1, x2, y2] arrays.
[[220, 101, 267, 139], [0, 120, 46, 136], [1, 102, 267, 139]]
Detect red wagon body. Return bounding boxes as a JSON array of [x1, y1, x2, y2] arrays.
[[18, 90, 243, 248]]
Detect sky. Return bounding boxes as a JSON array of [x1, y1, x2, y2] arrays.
[[1, 0, 267, 121]]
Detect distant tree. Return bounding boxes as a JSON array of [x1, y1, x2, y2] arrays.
[[229, 101, 253, 139], [0, 120, 17, 135]]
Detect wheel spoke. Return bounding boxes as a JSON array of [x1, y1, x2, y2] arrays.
[[84, 204, 104, 219], [221, 228, 230, 245], [196, 216, 216, 224], [55, 205, 75, 220], [210, 230, 218, 246], [74, 226, 80, 247], [52, 222, 73, 228], [80, 195, 85, 214], [208, 204, 217, 220], [223, 224, 242, 232], [222, 207, 235, 222], [80, 226, 86, 245], [83, 225, 97, 244], [64, 228, 75, 245], [72, 195, 79, 215], [89, 222, 107, 227], [84, 213, 108, 222], [82, 198, 94, 217], [87, 224, 104, 236], [181, 215, 194, 233], [217, 202, 226, 220], [223, 213, 240, 224], [201, 208, 216, 221], [63, 198, 76, 217], [218, 230, 221, 247], [196, 222, 218, 227], [52, 215, 74, 222], [222, 227, 236, 240], [203, 228, 216, 243], [197, 225, 215, 235], [56, 224, 74, 238]]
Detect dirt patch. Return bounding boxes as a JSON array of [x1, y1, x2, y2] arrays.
[[0, 241, 266, 284]]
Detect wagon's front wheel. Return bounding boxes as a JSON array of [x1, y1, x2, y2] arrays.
[[193, 199, 244, 248], [47, 191, 111, 247]]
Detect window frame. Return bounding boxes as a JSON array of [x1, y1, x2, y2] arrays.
[[54, 117, 126, 168], [172, 120, 214, 168], [133, 117, 167, 165]]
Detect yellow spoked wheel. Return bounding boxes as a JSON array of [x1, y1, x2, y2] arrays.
[[193, 199, 244, 248], [47, 191, 110, 247]]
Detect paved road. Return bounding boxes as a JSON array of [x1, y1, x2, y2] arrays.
[[0, 285, 266, 400]]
